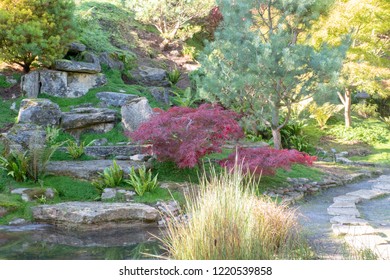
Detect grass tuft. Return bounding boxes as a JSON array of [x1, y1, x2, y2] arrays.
[[161, 165, 314, 260]]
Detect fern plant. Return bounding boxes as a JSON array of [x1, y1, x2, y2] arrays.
[[98, 160, 124, 188], [167, 67, 182, 86], [0, 151, 29, 182], [66, 140, 86, 159], [125, 166, 159, 196]]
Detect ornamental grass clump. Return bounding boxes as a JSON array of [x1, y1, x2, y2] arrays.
[[161, 166, 312, 260]]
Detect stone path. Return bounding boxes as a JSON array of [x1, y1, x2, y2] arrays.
[[327, 175, 390, 259]]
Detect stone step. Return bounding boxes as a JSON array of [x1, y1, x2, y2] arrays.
[[346, 189, 386, 200], [333, 195, 362, 204], [327, 207, 360, 217], [46, 160, 150, 180], [32, 202, 159, 229], [372, 183, 390, 193], [330, 216, 369, 226], [331, 224, 376, 236]]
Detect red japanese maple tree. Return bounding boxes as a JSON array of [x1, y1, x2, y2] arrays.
[[129, 104, 244, 168], [220, 147, 317, 176]]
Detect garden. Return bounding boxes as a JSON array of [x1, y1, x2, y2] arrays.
[[0, 0, 389, 260]]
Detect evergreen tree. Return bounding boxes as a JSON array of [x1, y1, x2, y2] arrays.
[[131, 0, 215, 41], [197, 0, 348, 149], [0, 0, 77, 73], [310, 0, 390, 127]]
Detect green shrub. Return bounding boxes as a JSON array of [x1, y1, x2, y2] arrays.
[[280, 120, 313, 153], [0, 75, 11, 88], [170, 87, 201, 107], [45, 126, 61, 145], [161, 166, 313, 260], [0, 151, 29, 182], [309, 102, 343, 129], [94, 160, 124, 189], [380, 116, 390, 129], [0, 0, 77, 72], [328, 123, 390, 145], [125, 166, 159, 196], [352, 103, 379, 119], [66, 140, 86, 159], [167, 68, 182, 86]]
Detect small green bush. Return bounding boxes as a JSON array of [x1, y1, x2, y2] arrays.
[[167, 68, 182, 86], [352, 103, 379, 119], [309, 102, 343, 129], [0, 151, 29, 182], [328, 123, 390, 145], [125, 166, 159, 196], [95, 160, 124, 189], [66, 140, 86, 159]]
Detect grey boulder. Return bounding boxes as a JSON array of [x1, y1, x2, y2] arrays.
[[17, 98, 62, 126], [32, 202, 160, 227], [96, 91, 139, 107], [121, 97, 153, 132]]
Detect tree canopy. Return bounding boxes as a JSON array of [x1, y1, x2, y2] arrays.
[[197, 0, 348, 149], [310, 0, 390, 126], [0, 0, 77, 72]]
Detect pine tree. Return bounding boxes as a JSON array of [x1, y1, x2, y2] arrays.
[[197, 0, 348, 149], [0, 0, 77, 73]]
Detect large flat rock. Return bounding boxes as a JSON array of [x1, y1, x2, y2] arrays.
[[330, 216, 369, 226], [331, 224, 376, 236], [32, 202, 159, 228], [327, 207, 360, 217], [372, 183, 390, 193], [333, 195, 362, 204], [346, 189, 386, 200], [46, 160, 150, 180], [328, 201, 357, 208]]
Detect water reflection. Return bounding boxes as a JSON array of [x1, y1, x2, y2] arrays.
[[0, 224, 165, 260]]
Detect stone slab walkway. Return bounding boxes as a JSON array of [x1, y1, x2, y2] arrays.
[[327, 175, 390, 259]]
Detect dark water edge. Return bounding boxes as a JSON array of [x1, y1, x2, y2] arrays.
[[0, 224, 165, 260]]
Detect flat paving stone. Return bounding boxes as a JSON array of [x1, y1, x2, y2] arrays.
[[330, 215, 369, 225], [329, 201, 357, 208], [333, 195, 362, 204], [374, 244, 390, 260], [344, 234, 388, 252], [331, 224, 376, 236], [375, 175, 390, 183], [346, 189, 386, 200], [372, 183, 390, 193], [327, 207, 360, 217]]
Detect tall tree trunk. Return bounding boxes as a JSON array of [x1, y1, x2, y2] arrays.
[[344, 89, 352, 128], [272, 128, 282, 150], [337, 88, 352, 128]]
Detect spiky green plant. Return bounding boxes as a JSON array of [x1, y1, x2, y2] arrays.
[[98, 160, 124, 188], [125, 166, 159, 196]]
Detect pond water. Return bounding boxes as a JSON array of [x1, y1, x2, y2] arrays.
[[358, 195, 390, 228], [0, 224, 165, 260], [295, 176, 387, 259]]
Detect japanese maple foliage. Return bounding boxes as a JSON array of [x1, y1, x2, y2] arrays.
[[129, 104, 244, 168], [220, 147, 317, 176]]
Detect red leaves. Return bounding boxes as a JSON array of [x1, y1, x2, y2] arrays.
[[220, 147, 317, 176], [129, 104, 244, 168]]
